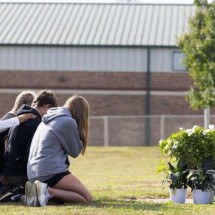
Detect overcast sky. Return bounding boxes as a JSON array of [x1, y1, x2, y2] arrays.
[[0, 0, 213, 3], [0, 0, 197, 3]]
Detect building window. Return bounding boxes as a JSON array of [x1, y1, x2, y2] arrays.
[[172, 52, 186, 72]]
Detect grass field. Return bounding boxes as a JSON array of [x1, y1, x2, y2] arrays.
[[1, 147, 215, 214]]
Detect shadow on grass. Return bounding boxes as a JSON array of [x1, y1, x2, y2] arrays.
[[0, 198, 189, 213], [81, 198, 181, 212]]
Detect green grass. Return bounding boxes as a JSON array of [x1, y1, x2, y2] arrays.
[[1, 147, 214, 214]]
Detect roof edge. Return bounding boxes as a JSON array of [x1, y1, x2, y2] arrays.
[[0, 44, 178, 49], [0, 1, 194, 6]]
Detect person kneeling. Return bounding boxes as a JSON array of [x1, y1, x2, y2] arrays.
[[26, 95, 92, 206]]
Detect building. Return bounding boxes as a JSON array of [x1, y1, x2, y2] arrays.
[[0, 2, 207, 145]]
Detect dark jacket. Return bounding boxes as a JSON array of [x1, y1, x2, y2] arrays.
[[4, 105, 41, 177], [0, 112, 15, 175]]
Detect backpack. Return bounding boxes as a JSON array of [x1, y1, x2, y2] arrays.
[[0, 185, 24, 202]]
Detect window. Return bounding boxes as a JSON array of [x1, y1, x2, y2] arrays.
[[172, 52, 186, 72]]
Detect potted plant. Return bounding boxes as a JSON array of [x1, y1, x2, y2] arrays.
[[158, 159, 189, 203], [188, 156, 215, 204], [159, 125, 215, 169]]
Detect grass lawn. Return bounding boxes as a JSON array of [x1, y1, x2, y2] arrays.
[[1, 147, 214, 214]]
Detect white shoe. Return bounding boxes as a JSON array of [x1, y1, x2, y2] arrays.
[[34, 180, 50, 207], [20, 195, 26, 204], [25, 181, 35, 206]]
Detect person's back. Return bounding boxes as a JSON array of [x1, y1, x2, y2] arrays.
[[0, 91, 35, 184], [27, 107, 83, 183], [26, 95, 92, 207], [0, 112, 16, 180], [3, 105, 42, 182], [3, 90, 58, 188]]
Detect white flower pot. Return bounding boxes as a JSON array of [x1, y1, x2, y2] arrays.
[[170, 188, 187, 204], [192, 189, 210, 204]]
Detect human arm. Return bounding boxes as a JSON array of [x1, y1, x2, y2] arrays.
[[18, 113, 36, 123], [0, 113, 36, 132], [0, 117, 19, 132], [59, 118, 83, 158]]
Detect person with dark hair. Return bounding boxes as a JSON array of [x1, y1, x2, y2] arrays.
[[0, 90, 58, 202], [26, 95, 92, 207]]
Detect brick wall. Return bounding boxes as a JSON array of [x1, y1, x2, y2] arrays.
[[0, 70, 212, 146], [0, 70, 206, 117], [0, 70, 192, 90]]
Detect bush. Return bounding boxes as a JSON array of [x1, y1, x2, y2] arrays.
[[159, 125, 215, 169]]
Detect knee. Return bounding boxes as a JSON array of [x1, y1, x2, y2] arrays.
[[85, 193, 93, 203]]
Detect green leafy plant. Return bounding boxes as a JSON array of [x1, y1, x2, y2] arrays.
[[158, 159, 189, 190], [159, 125, 215, 169], [178, 1, 215, 109], [188, 156, 215, 191]]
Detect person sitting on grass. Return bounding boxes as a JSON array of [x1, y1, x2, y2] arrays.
[[0, 90, 58, 203], [0, 91, 36, 186], [0, 113, 36, 194], [26, 95, 92, 207]]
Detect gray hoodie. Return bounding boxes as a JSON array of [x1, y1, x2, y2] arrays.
[[27, 107, 83, 182]]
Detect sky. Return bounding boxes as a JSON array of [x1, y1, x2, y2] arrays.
[[0, 0, 213, 3], [0, 0, 199, 4]]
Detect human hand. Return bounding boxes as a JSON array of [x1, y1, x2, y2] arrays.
[[18, 113, 37, 123], [0, 174, 7, 185]]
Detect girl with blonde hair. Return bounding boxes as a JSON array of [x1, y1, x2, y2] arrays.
[[26, 95, 92, 206], [11, 91, 36, 114]]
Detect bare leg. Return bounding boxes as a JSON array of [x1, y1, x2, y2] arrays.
[[48, 173, 92, 203], [48, 187, 88, 203]]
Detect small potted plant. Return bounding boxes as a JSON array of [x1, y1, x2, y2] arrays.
[[158, 159, 189, 203], [159, 125, 215, 170], [188, 156, 215, 204]]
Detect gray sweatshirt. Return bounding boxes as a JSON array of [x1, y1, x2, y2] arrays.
[[27, 107, 83, 182]]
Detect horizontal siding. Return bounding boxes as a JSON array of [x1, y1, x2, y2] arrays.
[[0, 46, 182, 72], [0, 46, 148, 72], [150, 48, 180, 72], [0, 3, 195, 46]]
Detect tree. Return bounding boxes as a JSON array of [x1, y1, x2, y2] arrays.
[[178, 0, 215, 110]]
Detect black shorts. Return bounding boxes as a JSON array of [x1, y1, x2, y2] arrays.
[[44, 171, 70, 187]]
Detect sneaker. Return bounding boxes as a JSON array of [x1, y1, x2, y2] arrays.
[[34, 180, 50, 207], [20, 194, 26, 204], [25, 181, 35, 206], [11, 193, 23, 202]]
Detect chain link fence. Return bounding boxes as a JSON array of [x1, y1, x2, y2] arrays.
[[89, 115, 215, 146]]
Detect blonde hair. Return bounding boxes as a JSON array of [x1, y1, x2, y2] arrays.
[[64, 95, 89, 155], [13, 91, 36, 112]]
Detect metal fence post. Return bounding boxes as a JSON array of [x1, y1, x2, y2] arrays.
[[204, 107, 210, 128], [104, 116, 109, 146], [160, 115, 165, 140]]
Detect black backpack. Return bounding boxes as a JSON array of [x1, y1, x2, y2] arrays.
[[0, 185, 24, 202]]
